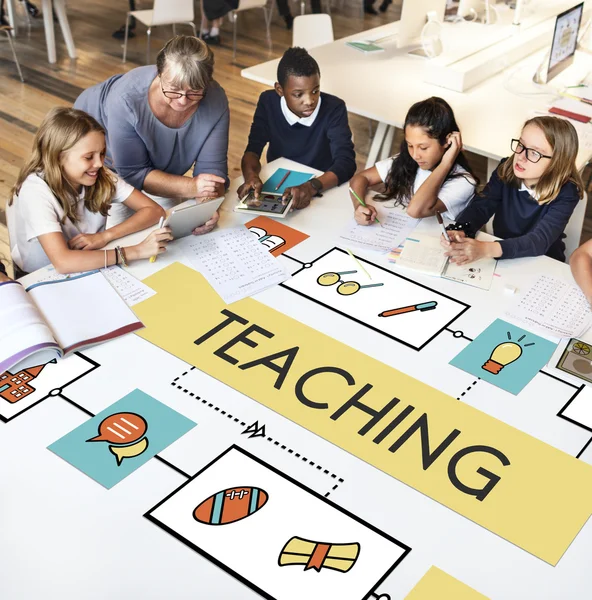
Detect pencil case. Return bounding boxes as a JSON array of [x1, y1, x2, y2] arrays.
[[549, 107, 591, 123]]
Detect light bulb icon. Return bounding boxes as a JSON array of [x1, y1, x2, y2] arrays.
[[482, 342, 523, 375]]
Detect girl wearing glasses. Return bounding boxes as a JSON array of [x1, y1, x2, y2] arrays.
[[444, 116, 584, 264], [74, 35, 228, 232]]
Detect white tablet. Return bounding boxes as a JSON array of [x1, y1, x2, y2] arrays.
[[165, 197, 225, 239]]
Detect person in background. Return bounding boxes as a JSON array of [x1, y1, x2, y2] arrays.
[[7, 107, 170, 276], [571, 239, 592, 305], [238, 47, 356, 211], [350, 97, 477, 224], [74, 35, 228, 229], [444, 116, 583, 265]]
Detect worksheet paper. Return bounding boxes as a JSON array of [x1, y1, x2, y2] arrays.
[[101, 267, 156, 307], [179, 227, 290, 304], [506, 275, 592, 338], [338, 210, 420, 252]]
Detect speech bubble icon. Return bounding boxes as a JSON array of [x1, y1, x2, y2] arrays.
[[86, 412, 147, 445], [109, 437, 149, 466]]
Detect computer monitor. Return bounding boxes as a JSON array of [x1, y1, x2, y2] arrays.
[[398, 0, 447, 48], [547, 2, 584, 82]]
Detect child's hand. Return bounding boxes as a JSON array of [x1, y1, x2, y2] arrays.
[[193, 173, 226, 200], [442, 131, 463, 168], [284, 182, 313, 210], [68, 231, 110, 250], [192, 210, 219, 235], [237, 176, 263, 200], [444, 237, 490, 265], [440, 229, 465, 250], [354, 204, 377, 226], [135, 227, 173, 260]]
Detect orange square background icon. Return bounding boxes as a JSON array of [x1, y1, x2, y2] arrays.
[[245, 216, 309, 256]]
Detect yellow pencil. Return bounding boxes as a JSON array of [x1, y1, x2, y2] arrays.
[[150, 216, 165, 263], [346, 248, 372, 280]]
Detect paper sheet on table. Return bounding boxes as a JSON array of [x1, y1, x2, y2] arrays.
[[506, 274, 592, 338], [443, 256, 497, 291], [179, 226, 289, 304], [537, 93, 592, 153], [101, 267, 156, 307], [396, 232, 447, 276], [339, 210, 420, 252]]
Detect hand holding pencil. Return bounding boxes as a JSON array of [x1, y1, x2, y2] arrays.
[[350, 187, 381, 226]]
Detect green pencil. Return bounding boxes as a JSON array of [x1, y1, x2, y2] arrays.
[[349, 186, 381, 225]]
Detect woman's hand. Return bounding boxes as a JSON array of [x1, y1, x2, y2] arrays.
[[192, 210, 219, 235], [68, 231, 110, 250], [193, 173, 226, 199], [354, 204, 377, 226], [132, 227, 173, 260], [237, 176, 263, 201]]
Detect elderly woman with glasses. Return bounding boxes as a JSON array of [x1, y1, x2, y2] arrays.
[[74, 35, 228, 233]]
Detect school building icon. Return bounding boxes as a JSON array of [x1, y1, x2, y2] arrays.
[[0, 363, 50, 403]]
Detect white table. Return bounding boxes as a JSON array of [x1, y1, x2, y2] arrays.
[[3, 159, 592, 599], [6, 0, 76, 63], [242, 4, 592, 176]]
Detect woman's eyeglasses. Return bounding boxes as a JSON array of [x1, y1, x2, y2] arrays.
[[510, 139, 552, 164], [160, 79, 206, 102]]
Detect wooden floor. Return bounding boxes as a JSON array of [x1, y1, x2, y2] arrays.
[[1, 0, 591, 278]]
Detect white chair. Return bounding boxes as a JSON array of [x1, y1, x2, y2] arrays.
[[122, 0, 197, 64], [230, 0, 272, 61], [564, 192, 588, 261], [292, 14, 333, 48], [0, 26, 24, 82]]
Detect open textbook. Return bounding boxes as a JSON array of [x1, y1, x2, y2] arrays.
[[396, 232, 497, 290], [0, 271, 144, 373]]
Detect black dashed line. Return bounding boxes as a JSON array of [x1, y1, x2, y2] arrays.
[[457, 379, 480, 401], [171, 369, 345, 498]]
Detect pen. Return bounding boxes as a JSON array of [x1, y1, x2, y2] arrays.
[[436, 211, 450, 242], [150, 216, 165, 263], [378, 301, 438, 317], [346, 247, 372, 280], [275, 170, 291, 191], [349, 186, 381, 225]]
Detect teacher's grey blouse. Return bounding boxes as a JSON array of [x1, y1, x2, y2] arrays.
[[74, 65, 229, 190]]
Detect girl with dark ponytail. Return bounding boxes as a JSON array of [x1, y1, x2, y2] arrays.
[[350, 97, 478, 224]]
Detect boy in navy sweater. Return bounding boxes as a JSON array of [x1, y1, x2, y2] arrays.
[[238, 47, 356, 210]]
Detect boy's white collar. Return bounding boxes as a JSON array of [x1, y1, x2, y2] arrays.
[[280, 95, 322, 127]]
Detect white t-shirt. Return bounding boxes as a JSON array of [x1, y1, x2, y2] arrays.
[[374, 157, 476, 220], [7, 171, 134, 273]]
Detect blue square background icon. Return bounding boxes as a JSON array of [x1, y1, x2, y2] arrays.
[[49, 389, 196, 488], [450, 319, 557, 395]]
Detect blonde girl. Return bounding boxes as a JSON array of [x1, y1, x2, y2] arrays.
[[444, 116, 584, 264], [7, 107, 171, 275]]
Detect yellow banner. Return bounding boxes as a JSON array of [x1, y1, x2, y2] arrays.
[[406, 567, 488, 599], [135, 263, 592, 565]]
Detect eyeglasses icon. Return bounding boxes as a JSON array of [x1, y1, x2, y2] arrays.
[[316, 270, 384, 296]]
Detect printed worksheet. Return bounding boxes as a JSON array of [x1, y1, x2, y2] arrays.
[[339, 209, 420, 253], [507, 275, 592, 338], [179, 227, 290, 304]]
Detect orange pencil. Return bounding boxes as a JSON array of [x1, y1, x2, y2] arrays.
[[378, 301, 437, 317]]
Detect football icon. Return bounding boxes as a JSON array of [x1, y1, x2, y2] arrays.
[[193, 486, 269, 525]]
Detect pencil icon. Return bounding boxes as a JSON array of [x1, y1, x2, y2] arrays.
[[378, 301, 437, 317], [275, 170, 291, 191]]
